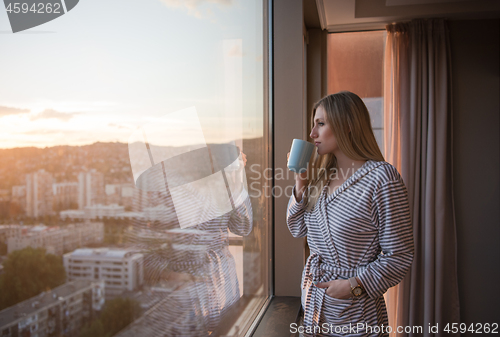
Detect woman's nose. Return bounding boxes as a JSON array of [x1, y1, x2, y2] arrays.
[[310, 127, 317, 139]]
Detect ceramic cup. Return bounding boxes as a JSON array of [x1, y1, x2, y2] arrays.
[[287, 139, 314, 173]]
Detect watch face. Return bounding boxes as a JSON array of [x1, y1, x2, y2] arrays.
[[353, 287, 363, 296]]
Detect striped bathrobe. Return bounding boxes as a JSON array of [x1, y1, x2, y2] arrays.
[[287, 160, 414, 337], [120, 153, 253, 337]]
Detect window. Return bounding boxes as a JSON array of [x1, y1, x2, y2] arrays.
[[0, 0, 270, 336], [327, 31, 386, 155]]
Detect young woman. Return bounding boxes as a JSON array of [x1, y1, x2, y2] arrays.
[[287, 91, 414, 336], [125, 145, 252, 336]]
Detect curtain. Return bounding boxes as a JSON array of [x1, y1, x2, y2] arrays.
[[384, 19, 461, 336]]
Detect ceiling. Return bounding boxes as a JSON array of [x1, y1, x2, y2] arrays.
[[304, 0, 500, 31]]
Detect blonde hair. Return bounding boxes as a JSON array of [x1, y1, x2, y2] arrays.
[[304, 91, 385, 211]]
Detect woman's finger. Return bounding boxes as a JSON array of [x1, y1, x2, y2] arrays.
[[314, 281, 331, 288]]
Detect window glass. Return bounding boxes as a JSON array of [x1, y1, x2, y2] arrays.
[[327, 31, 386, 155], [0, 0, 269, 335]]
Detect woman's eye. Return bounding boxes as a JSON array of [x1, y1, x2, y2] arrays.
[[318, 122, 324, 126]]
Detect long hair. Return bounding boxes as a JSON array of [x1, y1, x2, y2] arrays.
[[304, 91, 385, 211]]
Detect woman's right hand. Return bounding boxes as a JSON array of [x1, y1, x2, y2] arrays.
[[287, 152, 309, 180], [288, 152, 309, 201]]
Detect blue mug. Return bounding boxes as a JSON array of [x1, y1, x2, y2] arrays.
[[287, 139, 314, 173]]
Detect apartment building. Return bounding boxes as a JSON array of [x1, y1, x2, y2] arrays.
[[10, 186, 26, 215], [26, 169, 54, 218], [0, 279, 104, 337], [63, 248, 144, 296], [105, 183, 134, 208], [59, 204, 175, 222], [60, 204, 125, 220], [78, 170, 105, 209], [62, 222, 105, 252], [0, 225, 25, 243], [8, 225, 63, 255], [52, 182, 79, 212], [84, 204, 125, 219], [7, 222, 104, 255]]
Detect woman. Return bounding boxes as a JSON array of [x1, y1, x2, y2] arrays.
[[287, 91, 414, 336], [122, 144, 252, 336]]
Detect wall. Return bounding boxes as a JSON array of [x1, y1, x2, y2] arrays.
[[274, 0, 307, 297], [306, 28, 328, 137], [449, 19, 500, 328]]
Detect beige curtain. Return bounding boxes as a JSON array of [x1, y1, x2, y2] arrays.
[[384, 19, 460, 336]]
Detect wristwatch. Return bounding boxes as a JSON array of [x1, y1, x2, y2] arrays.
[[348, 277, 364, 297]]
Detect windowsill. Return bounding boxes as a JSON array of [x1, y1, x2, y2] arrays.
[[250, 296, 302, 337]]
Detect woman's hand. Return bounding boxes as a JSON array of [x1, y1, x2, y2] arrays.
[[315, 279, 351, 300], [241, 152, 247, 167], [287, 152, 311, 181], [288, 152, 309, 202]]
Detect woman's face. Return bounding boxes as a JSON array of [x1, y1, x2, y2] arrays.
[[310, 105, 338, 156]]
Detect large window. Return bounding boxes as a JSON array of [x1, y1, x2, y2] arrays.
[[327, 31, 386, 155], [0, 1, 270, 336]]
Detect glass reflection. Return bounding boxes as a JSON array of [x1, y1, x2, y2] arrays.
[[120, 108, 252, 335]]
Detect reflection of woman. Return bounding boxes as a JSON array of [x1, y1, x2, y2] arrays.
[[287, 92, 414, 336], [124, 150, 252, 337]]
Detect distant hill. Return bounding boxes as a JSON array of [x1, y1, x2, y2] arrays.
[[0, 137, 266, 191], [0, 142, 131, 190]]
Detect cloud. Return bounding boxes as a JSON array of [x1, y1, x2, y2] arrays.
[[159, 0, 232, 18], [30, 109, 80, 122], [0, 105, 30, 117], [108, 123, 132, 130], [21, 129, 64, 135]]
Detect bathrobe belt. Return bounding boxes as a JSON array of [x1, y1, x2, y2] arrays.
[[302, 252, 367, 330]]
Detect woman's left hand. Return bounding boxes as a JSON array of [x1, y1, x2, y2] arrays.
[[315, 279, 351, 299]]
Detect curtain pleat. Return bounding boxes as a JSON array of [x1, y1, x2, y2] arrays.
[[384, 19, 461, 337]]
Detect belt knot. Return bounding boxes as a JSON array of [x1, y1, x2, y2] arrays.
[[301, 252, 367, 334]]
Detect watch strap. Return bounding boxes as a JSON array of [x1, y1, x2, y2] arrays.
[[348, 277, 358, 289]]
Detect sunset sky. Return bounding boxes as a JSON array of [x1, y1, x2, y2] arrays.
[[0, 0, 264, 149]]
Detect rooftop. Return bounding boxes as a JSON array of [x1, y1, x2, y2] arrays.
[[0, 279, 100, 329], [85, 204, 125, 210], [68, 248, 137, 259]]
